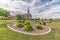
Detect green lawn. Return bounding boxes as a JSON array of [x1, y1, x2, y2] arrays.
[[0, 20, 60, 40]]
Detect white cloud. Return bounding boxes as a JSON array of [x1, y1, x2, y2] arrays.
[[40, 5, 60, 19], [0, 0, 60, 19]]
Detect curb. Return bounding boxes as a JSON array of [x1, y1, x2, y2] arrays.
[[7, 24, 51, 35]]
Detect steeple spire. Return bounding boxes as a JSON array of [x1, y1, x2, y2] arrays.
[[27, 7, 30, 14]]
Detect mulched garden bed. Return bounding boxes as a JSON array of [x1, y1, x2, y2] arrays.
[[8, 21, 51, 35]]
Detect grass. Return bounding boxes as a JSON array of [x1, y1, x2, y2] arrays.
[[0, 20, 60, 40]]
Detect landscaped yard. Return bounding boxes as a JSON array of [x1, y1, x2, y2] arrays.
[[0, 20, 60, 40]]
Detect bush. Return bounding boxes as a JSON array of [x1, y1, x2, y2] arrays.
[[24, 20, 30, 25], [17, 23, 24, 28], [39, 22, 42, 24], [43, 22, 46, 25], [25, 25, 33, 31], [36, 25, 42, 29]]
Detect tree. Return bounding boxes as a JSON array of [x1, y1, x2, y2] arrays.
[[49, 18, 53, 23], [16, 14, 22, 20], [0, 8, 10, 17]]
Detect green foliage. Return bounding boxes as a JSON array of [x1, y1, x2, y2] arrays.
[[24, 20, 30, 25], [0, 16, 9, 20], [16, 14, 22, 20], [39, 22, 42, 24], [35, 20, 40, 22], [17, 23, 24, 28], [31, 18, 35, 20], [25, 25, 33, 31], [0, 8, 10, 17], [33, 18, 40, 22], [18, 20, 24, 23], [36, 25, 42, 29], [49, 18, 54, 23], [43, 22, 46, 25], [34, 17, 40, 20], [42, 20, 46, 25], [37, 17, 40, 20], [0, 20, 60, 40]]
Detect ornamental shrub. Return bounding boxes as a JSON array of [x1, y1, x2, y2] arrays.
[[24, 20, 30, 25], [17, 23, 24, 28], [36, 25, 42, 29], [43, 22, 46, 25], [25, 25, 33, 31]]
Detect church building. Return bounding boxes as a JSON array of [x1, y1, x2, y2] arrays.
[[22, 7, 32, 20]]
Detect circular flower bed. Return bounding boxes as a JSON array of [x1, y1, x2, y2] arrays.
[[7, 20, 51, 35]]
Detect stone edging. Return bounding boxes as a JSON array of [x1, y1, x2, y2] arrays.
[[7, 24, 51, 35]]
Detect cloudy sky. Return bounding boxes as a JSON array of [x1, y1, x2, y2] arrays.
[[0, 0, 60, 19]]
